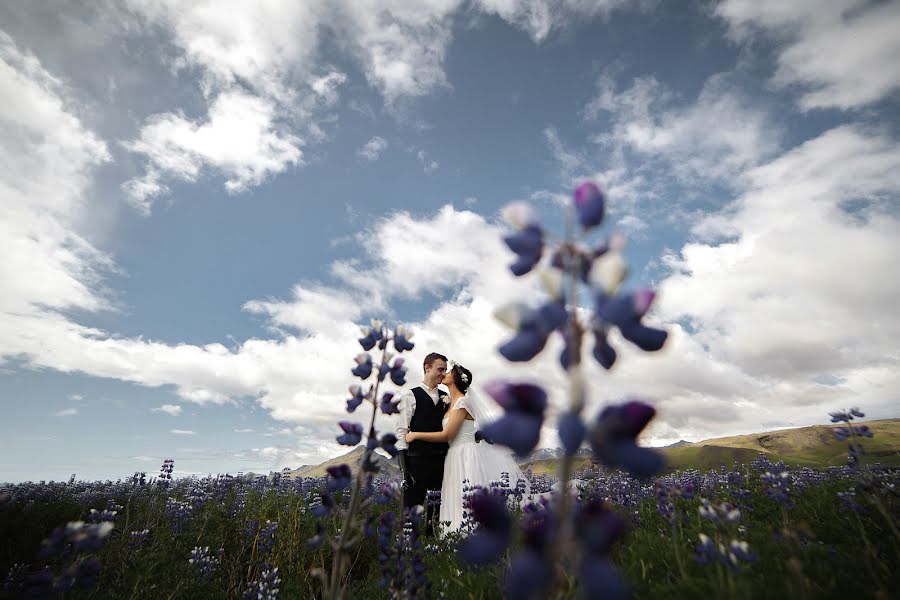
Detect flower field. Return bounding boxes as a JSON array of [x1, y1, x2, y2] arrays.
[[1, 454, 897, 599]]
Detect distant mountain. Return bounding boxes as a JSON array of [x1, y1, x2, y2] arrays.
[[284, 447, 400, 479], [525, 419, 900, 475], [665, 440, 691, 448]]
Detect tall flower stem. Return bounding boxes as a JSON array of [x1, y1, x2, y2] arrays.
[[326, 336, 390, 600], [549, 208, 586, 597]]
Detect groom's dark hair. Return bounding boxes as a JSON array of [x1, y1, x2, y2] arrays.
[[423, 352, 448, 372]]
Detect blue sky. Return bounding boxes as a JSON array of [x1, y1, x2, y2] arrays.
[[2, 0, 899, 482]]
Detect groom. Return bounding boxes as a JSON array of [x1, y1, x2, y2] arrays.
[[395, 352, 449, 530]]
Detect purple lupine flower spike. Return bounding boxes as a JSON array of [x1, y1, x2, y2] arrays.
[[573, 181, 606, 230], [336, 421, 363, 446]]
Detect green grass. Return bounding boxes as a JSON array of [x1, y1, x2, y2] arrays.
[[2, 465, 898, 599], [528, 419, 900, 476]]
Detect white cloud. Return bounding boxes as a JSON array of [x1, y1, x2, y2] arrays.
[[415, 148, 439, 174], [234, 428, 255, 433], [170, 429, 196, 435], [68, 394, 84, 401], [358, 136, 389, 161], [52, 408, 79, 417], [716, 0, 900, 110], [122, 89, 304, 212], [641, 125, 900, 441], [587, 72, 782, 186], [0, 33, 114, 365], [153, 404, 183, 416], [475, 0, 633, 42], [121, 0, 650, 210]]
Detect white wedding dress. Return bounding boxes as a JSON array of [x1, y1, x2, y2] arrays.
[[439, 396, 531, 534]]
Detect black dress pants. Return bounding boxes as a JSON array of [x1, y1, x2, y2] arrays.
[[404, 453, 445, 533]]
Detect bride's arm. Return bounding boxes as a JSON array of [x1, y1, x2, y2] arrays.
[[405, 408, 471, 443]]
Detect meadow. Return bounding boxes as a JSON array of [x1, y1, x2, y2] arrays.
[[1, 450, 897, 599]]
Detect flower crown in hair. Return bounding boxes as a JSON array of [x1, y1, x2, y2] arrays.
[[450, 361, 469, 383]]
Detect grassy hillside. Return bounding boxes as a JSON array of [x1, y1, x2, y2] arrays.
[[526, 419, 900, 476]]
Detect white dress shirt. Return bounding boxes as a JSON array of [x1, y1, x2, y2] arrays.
[[395, 381, 442, 451]]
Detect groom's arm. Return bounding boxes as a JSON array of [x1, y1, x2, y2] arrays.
[[395, 389, 415, 451]]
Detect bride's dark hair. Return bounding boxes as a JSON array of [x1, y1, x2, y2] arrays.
[[451, 364, 473, 394]]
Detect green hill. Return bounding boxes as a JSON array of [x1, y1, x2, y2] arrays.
[[526, 418, 900, 475]]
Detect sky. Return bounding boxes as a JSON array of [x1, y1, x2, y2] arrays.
[[1, 0, 899, 482]]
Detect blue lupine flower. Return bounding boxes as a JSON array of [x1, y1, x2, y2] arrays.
[[480, 382, 547, 457], [589, 401, 664, 477], [580, 556, 628, 600], [393, 326, 415, 352], [326, 465, 352, 492], [389, 358, 407, 386], [358, 322, 383, 351], [504, 225, 544, 276], [189, 546, 221, 580], [243, 567, 281, 600], [257, 520, 278, 557], [573, 181, 606, 230], [457, 490, 512, 565], [498, 300, 567, 362], [311, 493, 334, 518], [576, 498, 626, 555], [558, 411, 586, 456], [591, 327, 618, 369], [346, 384, 366, 413], [351, 353, 373, 379], [505, 549, 551, 599], [336, 421, 363, 446], [850, 407, 865, 418], [380, 433, 398, 457], [595, 289, 667, 353], [380, 392, 400, 415]]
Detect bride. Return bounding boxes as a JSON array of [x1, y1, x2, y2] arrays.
[[403, 363, 530, 533]]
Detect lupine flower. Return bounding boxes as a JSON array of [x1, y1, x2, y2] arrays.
[[345, 384, 366, 413], [589, 401, 664, 477], [480, 382, 548, 457], [457, 490, 512, 565], [558, 411, 586, 456], [41, 521, 114, 557], [307, 522, 327, 549], [257, 520, 278, 557], [359, 321, 384, 352], [761, 471, 793, 509], [351, 353, 373, 379], [243, 567, 281, 600], [575, 499, 628, 600], [393, 325, 415, 352], [380, 433, 399, 457], [326, 465, 352, 492], [502, 209, 545, 276], [189, 546, 221, 579], [497, 300, 568, 362], [389, 358, 407, 386], [336, 421, 363, 446], [573, 181, 606, 229], [594, 289, 667, 355], [128, 529, 150, 551], [380, 392, 400, 415]]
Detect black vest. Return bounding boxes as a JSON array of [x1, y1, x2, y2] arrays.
[[408, 387, 450, 456]]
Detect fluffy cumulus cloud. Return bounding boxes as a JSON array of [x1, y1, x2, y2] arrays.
[[0, 33, 113, 361], [153, 404, 183, 416], [642, 125, 900, 441], [120, 0, 648, 212], [716, 0, 900, 110]]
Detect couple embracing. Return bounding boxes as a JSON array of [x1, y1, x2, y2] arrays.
[[395, 352, 530, 534]]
